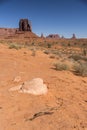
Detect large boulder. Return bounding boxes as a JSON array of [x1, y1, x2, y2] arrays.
[[9, 78, 48, 95]]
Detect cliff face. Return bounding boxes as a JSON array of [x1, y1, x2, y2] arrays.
[[0, 28, 18, 36], [0, 28, 38, 39]]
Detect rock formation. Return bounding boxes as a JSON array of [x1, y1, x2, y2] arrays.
[[71, 33, 76, 39], [0, 28, 18, 36], [9, 78, 48, 95], [19, 19, 32, 32], [0, 19, 39, 38], [41, 33, 44, 38], [46, 34, 60, 39]]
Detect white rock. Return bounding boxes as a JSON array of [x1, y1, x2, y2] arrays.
[[10, 78, 48, 95], [13, 76, 21, 82], [9, 85, 22, 91]]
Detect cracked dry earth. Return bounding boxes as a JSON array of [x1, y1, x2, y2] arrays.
[[0, 44, 87, 130]]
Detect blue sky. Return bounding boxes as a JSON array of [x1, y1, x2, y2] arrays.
[[0, 0, 87, 38]]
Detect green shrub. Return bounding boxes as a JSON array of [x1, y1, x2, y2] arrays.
[[69, 54, 82, 61], [53, 62, 69, 71], [9, 44, 21, 50], [73, 62, 87, 77], [47, 43, 51, 48]]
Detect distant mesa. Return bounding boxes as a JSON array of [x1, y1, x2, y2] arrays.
[[46, 34, 60, 39], [19, 19, 32, 32]]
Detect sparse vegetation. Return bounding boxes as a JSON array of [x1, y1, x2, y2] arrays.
[[82, 49, 87, 56], [31, 42, 35, 46], [69, 54, 87, 61], [73, 61, 87, 77], [53, 61, 69, 71], [0, 31, 87, 130], [69, 54, 82, 61], [9, 43, 21, 50], [43, 50, 50, 55], [0, 33, 87, 78], [47, 43, 52, 48], [31, 50, 36, 56], [49, 55, 55, 59]]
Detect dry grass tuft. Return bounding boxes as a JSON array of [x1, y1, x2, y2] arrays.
[[9, 43, 22, 50], [73, 61, 87, 77], [53, 61, 69, 71]]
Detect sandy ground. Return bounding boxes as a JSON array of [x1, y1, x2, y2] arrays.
[[0, 44, 87, 130]]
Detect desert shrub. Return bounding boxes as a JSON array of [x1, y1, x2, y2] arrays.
[[25, 42, 30, 46], [82, 49, 87, 56], [43, 50, 50, 55], [31, 42, 35, 46], [69, 54, 87, 61], [47, 43, 51, 48], [67, 43, 71, 46], [0, 40, 4, 44], [9, 44, 21, 50], [31, 50, 36, 56], [73, 62, 87, 77], [49, 55, 55, 59], [53, 62, 69, 71], [69, 54, 82, 61], [74, 42, 77, 45], [50, 50, 59, 55]]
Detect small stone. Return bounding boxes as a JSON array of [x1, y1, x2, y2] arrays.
[[13, 76, 21, 82]]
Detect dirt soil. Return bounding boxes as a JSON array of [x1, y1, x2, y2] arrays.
[[0, 44, 87, 130]]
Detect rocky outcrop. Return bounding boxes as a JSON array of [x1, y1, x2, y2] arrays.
[[46, 34, 60, 39], [41, 33, 44, 38], [9, 78, 48, 95], [19, 19, 32, 32], [71, 33, 76, 39]]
